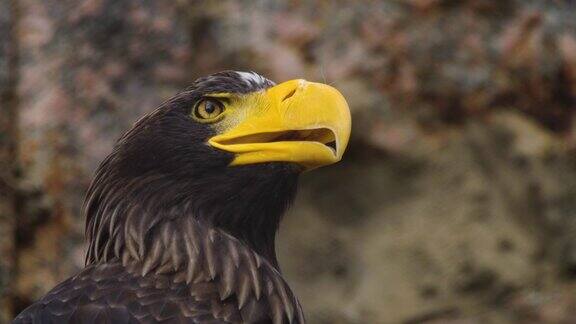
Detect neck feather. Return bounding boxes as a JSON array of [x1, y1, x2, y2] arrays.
[[82, 165, 303, 322], [84, 162, 299, 268]]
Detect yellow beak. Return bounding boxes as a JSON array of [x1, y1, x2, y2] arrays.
[[208, 79, 351, 171]]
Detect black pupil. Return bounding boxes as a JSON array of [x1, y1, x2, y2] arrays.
[[205, 101, 216, 114]]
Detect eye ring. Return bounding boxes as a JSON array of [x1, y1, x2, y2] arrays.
[[193, 98, 225, 122]]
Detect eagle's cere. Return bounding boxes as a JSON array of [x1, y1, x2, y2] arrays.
[[14, 71, 351, 324]]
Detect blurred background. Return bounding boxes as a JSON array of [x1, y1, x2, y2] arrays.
[[1, 0, 576, 323]]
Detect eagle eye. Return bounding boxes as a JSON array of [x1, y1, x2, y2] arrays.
[[193, 98, 225, 122]]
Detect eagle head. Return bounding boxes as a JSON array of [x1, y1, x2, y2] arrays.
[[84, 71, 351, 268]]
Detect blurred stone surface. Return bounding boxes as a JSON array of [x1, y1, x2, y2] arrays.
[[13, 0, 193, 313], [0, 0, 17, 321], [280, 112, 576, 323], [3, 0, 576, 323]]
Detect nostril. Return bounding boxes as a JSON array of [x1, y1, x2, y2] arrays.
[[282, 88, 297, 102]]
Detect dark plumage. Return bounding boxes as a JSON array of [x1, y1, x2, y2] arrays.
[[14, 71, 350, 324]]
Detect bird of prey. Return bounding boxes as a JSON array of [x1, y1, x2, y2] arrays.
[[14, 71, 351, 324]]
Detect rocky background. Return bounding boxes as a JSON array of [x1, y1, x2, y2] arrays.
[[1, 0, 576, 323]]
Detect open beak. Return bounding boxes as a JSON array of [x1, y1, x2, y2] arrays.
[[208, 79, 351, 171]]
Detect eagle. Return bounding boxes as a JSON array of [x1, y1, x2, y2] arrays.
[[14, 71, 351, 324]]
